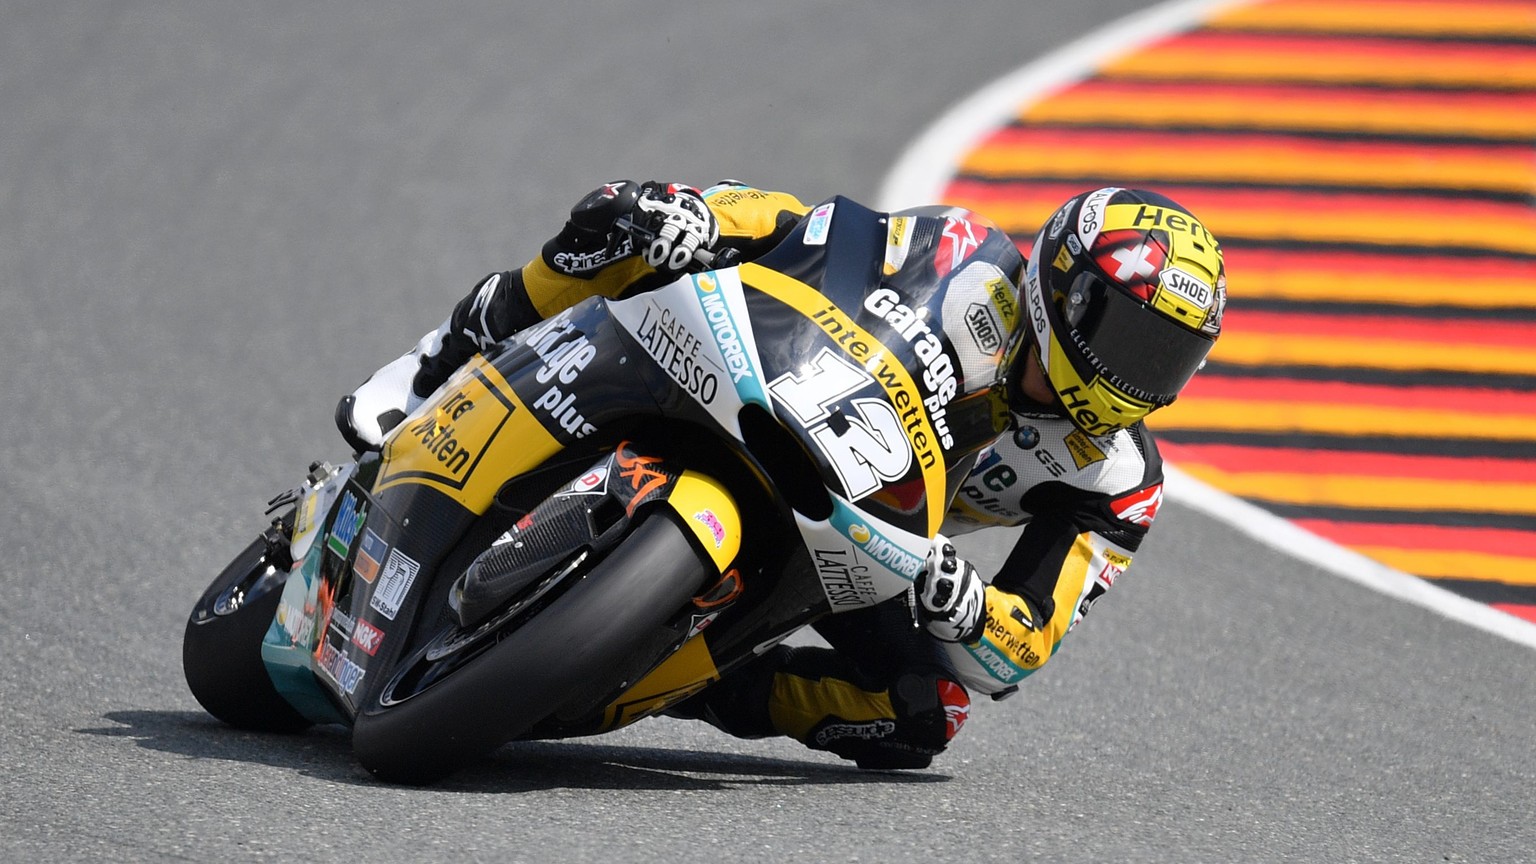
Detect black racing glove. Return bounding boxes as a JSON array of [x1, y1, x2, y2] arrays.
[[544, 180, 646, 278]]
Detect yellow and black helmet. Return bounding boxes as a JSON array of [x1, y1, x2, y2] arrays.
[[1012, 187, 1227, 436]]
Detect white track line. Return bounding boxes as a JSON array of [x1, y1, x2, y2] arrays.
[[876, 0, 1536, 650]]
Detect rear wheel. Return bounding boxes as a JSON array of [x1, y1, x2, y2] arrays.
[[182, 526, 312, 733], [351, 511, 708, 784]]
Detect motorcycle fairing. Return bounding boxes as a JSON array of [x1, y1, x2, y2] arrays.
[[262, 471, 388, 724], [373, 356, 564, 514]]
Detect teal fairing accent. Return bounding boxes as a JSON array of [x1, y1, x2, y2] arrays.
[[690, 271, 770, 410], [260, 542, 345, 725]]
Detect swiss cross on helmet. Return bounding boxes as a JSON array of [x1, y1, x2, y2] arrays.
[[1013, 187, 1227, 436]]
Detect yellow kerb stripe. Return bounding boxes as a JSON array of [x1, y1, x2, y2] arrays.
[[1154, 399, 1536, 443], [1102, 48, 1536, 89], [1210, 333, 1536, 376], [1209, 1, 1536, 38], [1021, 90, 1536, 139], [1174, 464, 1536, 515], [1354, 547, 1536, 585], [1233, 270, 1536, 310], [962, 141, 1535, 195]]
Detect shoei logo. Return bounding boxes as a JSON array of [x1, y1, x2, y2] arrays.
[[1160, 267, 1214, 310]]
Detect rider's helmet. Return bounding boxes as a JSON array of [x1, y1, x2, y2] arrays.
[[1006, 187, 1227, 436]]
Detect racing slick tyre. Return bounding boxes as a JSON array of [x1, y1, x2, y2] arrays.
[[351, 511, 710, 785], [183, 532, 313, 733]]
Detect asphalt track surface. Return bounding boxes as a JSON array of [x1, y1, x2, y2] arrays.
[[3, 2, 1532, 862]]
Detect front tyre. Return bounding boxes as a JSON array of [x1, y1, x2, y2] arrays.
[[351, 512, 709, 784], [183, 529, 312, 733]]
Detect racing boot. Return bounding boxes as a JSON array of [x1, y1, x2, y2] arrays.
[[335, 329, 443, 453]]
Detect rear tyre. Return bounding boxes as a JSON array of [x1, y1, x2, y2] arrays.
[[183, 531, 313, 733], [351, 512, 708, 784]]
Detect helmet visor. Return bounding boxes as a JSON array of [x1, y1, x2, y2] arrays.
[[1065, 274, 1215, 404]]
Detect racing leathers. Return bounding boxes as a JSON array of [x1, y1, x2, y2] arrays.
[[338, 180, 1165, 769]]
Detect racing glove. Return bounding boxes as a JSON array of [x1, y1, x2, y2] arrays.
[[627, 182, 720, 275], [914, 535, 987, 644]]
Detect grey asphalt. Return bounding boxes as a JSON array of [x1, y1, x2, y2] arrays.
[[2, 2, 1532, 862]]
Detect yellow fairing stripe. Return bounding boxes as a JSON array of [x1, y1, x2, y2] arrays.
[[768, 674, 896, 742], [600, 636, 721, 731], [664, 471, 743, 572], [374, 356, 564, 514], [741, 263, 947, 538]]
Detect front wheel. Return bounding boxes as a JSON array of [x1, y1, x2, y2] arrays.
[[351, 511, 710, 784], [183, 527, 312, 733]]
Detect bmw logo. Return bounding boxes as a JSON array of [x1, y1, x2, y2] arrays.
[[1014, 426, 1040, 450]]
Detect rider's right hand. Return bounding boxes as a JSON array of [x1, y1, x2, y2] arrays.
[[630, 182, 719, 276]]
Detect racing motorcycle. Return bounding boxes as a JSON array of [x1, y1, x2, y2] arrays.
[[183, 196, 1021, 784]]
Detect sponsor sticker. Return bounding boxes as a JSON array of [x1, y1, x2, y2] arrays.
[[632, 301, 722, 406], [353, 528, 386, 583], [328, 607, 356, 638], [561, 464, 609, 497], [883, 216, 914, 275], [1076, 186, 1119, 248], [525, 310, 599, 439], [693, 509, 726, 549], [318, 642, 365, 695], [1160, 267, 1214, 310], [812, 546, 878, 608], [862, 287, 959, 449], [370, 548, 421, 621], [830, 503, 924, 582], [1063, 430, 1107, 470], [352, 618, 386, 656], [964, 302, 1003, 354], [326, 491, 367, 558], [693, 273, 763, 396], [803, 202, 835, 245]]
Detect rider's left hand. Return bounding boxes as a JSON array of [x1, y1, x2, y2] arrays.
[[915, 535, 987, 643]]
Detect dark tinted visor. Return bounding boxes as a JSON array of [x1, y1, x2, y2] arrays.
[[1067, 275, 1214, 402]]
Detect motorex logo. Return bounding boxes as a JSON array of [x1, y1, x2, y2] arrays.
[[829, 500, 923, 581], [692, 273, 767, 407]]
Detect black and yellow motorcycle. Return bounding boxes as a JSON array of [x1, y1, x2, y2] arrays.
[[183, 197, 1021, 784]]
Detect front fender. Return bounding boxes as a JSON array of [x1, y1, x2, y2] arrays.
[[659, 470, 743, 575]]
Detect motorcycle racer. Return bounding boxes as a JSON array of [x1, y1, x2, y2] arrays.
[[338, 179, 1227, 769]]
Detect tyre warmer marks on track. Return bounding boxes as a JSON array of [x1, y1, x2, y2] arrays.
[[886, 0, 1536, 631]]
